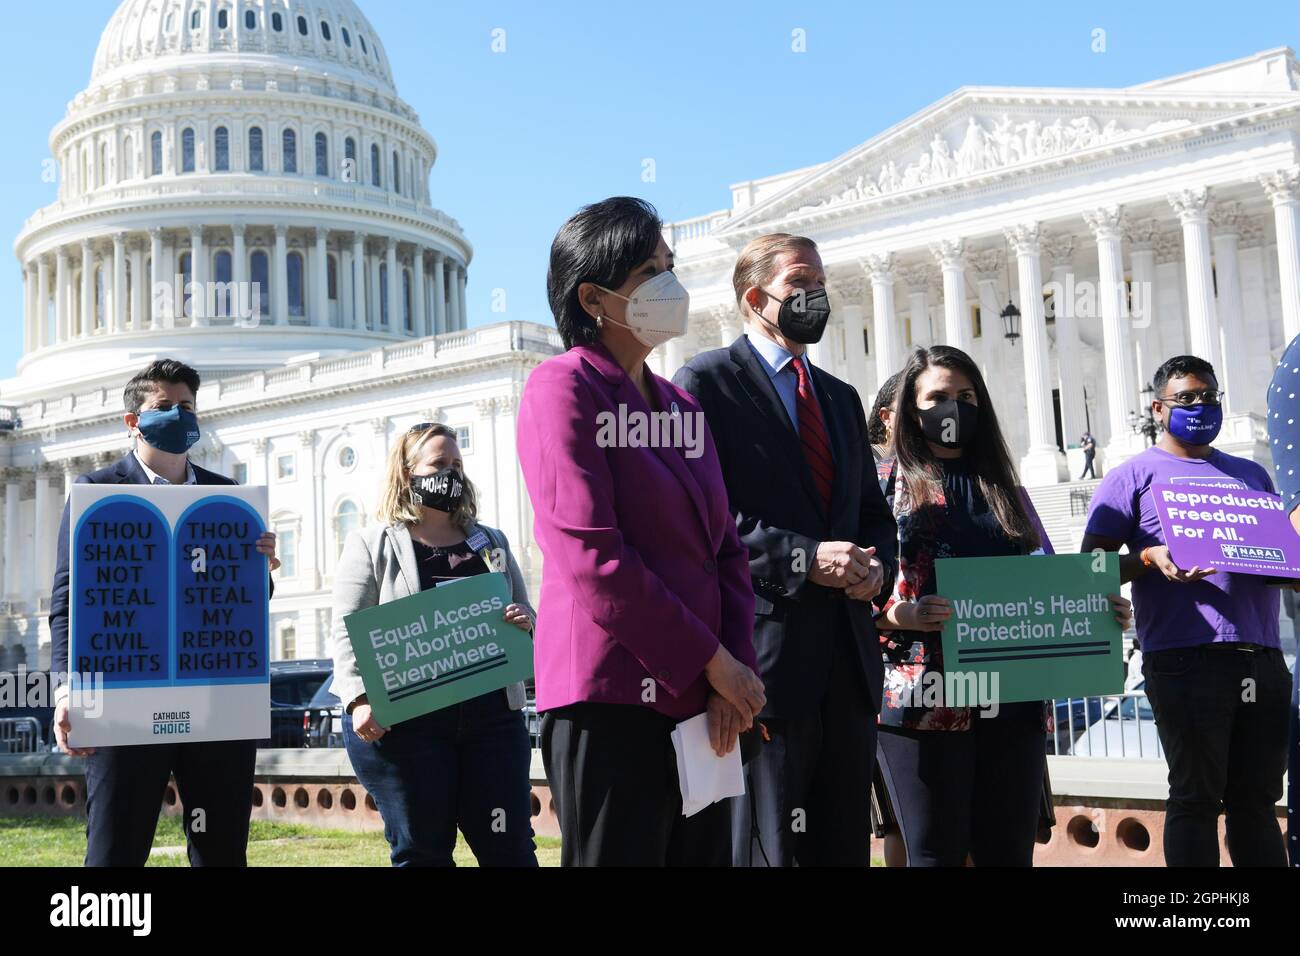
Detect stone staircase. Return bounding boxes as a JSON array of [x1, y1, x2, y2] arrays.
[[1024, 478, 1103, 555]]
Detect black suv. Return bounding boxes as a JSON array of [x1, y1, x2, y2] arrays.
[[262, 659, 333, 748]]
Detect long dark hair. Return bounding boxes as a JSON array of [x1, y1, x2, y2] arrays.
[[891, 345, 1038, 549], [867, 371, 903, 449]]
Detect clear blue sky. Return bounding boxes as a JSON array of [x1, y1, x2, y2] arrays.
[[2, 0, 1297, 379]]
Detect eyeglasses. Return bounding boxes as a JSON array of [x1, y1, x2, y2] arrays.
[[1157, 389, 1224, 407]]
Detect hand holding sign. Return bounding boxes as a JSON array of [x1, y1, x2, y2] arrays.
[[1140, 544, 1216, 583]]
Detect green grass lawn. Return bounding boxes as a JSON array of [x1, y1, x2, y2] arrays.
[[0, 816, 562, 867]]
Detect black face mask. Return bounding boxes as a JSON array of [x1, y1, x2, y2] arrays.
[[411, 467, 465, 512], [917, 399, 979, 449], [760, 287, 832, 344]]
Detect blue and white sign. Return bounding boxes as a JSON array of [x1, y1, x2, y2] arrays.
[[69, 484, 270, 747]]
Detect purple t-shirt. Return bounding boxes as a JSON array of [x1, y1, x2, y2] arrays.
[[1084, 446, 1280, 652]]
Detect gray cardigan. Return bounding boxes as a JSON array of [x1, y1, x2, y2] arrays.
[[329, 520, 535, 713]]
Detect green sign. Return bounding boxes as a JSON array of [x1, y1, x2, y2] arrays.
[[934, 553, 1124, 705], [343, 572, 534, 726]]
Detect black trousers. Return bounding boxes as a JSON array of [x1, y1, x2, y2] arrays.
[[1143, 643, 1291, 867], [540, 702, 730, 866], [83, 738, 257, 867], [877, 703, 1045, 867], [730, 630, 877, 866]]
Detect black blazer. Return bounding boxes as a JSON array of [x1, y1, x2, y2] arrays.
[[674, 337, 897, 717], [48, 453, 266, 679]]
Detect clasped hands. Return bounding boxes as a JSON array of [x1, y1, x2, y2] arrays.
[[808, 540, 884, 602]]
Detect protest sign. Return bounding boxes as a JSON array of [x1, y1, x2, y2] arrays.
[[1151, 481, 1300, 578], [935, 552, 1124, 705], [344, 571, 533, 727], [69, 484, 269, 746]]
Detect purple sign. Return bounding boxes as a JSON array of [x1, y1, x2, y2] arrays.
[[1151, 481, 1300, 578]]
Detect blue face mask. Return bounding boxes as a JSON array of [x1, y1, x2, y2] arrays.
[[1166, 403, 1222, 445], [135, 406, 201, 454]]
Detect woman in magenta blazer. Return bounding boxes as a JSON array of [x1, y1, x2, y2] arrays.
[[518, 197, 764, 866]]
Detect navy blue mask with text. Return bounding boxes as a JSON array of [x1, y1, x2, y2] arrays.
[[136, 407, 201, 454], [1166, 403, 1222, 445]]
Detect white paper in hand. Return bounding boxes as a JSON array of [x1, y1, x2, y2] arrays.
[[671, 712, 745, 817]]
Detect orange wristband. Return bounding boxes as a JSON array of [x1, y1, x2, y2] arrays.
[[1140, 547, 1156, 568]]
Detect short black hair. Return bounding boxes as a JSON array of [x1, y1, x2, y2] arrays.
[[547, 197, 663, 350], [1152, 354, 1216, 395], [867, 371, 903, 446], [123, 359, 201, 416]]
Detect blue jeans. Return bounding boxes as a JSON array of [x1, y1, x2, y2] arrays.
[[343, 690, 537, 867], [1143, 643, 1291, 867]]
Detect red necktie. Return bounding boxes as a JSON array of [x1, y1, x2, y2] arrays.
[[791, 356, 834, 514]]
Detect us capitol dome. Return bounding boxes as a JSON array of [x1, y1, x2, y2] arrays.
[[13, 0, 473, 390]]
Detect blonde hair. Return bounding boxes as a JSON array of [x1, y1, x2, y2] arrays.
[[375, 423, 479, 531], [732, 233, 819, 318]]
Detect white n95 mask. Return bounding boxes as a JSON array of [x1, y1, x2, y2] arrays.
[[596, 270, 690, 348]]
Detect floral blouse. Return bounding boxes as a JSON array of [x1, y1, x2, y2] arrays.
[[875, 458, 1054, 733]]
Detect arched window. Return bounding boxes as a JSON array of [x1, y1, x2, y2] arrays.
[[359, 35, 368, 55], [244, 9, 256, 30], [150, 131, 163, 176], [296, 15, 308, 35], [342, 27, 351, 47], [370, 144, 380, 187], [250, 250, 270, 318], [315, 132, 328, 176], [214, 250, 233, 317], [214, 126, 230, 171], [122, 136, 134, 179], [327, 255, 338, 301], [248, 126, 264, 171], [392, 151, 401, 194], [344, 137, 356, 181], [181, 128, 195, 173], [164, 10, 176, 32], [320, 21, 332, 42], [190, 8, 202, 30], [217, 8, 229, 30], [402, 269, 412, 330], [282, 128, 297, 173], [178, 252, 192, 318], [333, 499, 362, 558], [379, 263, 389, 326], [287, 252, 304, 317], [271, 11, 283, 32]]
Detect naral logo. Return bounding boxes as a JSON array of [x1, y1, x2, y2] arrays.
[[1221, 544, 1285, 563], [49, 886, 151, 936]]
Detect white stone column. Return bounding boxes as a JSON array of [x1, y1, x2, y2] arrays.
[[129, 239, 144, 330], [368, 247, 382, 328], [864, 253, 903, 385], [1084, 205, 1139, 466], [1125, 219, 1161, 388], [112, 232, 127, 333], [931, 239, 971, 352], [352, 233, 367, 330], [148, 229, 164, 329], [36, 255, 51, 348], [1005, 223, 1066, 484], [1209, 204, 1251, 415], [31, 466, 56, 602], [834, 277, 871, 399], [1042, 233, 1087, 450], [312, 228, 329, 327], [190, 226, 208, 326], [457, 267, 468, 329], [55, 247, 69, 343], [3, 471, 20, 598], [1168, 188, 1222, 370], [432, 251, 447, 334], [447, 261, 462, 333], [273, 225, 289, 326], [412, 248, 427, 337], [898, 264, 934, 349], [1259, 166, 1300, 344], [23, 263, 36, 354], [231, 224, 248, 322], [385, 238, 400, 332], [79, 239, 94, 337]]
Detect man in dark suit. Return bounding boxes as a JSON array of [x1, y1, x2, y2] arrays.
[[49, 358, 278, 866], [673, 233, 897, 866]]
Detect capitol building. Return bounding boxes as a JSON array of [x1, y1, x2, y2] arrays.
[[0, 0, 563, 669], [2, 2, 1299, 669]]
